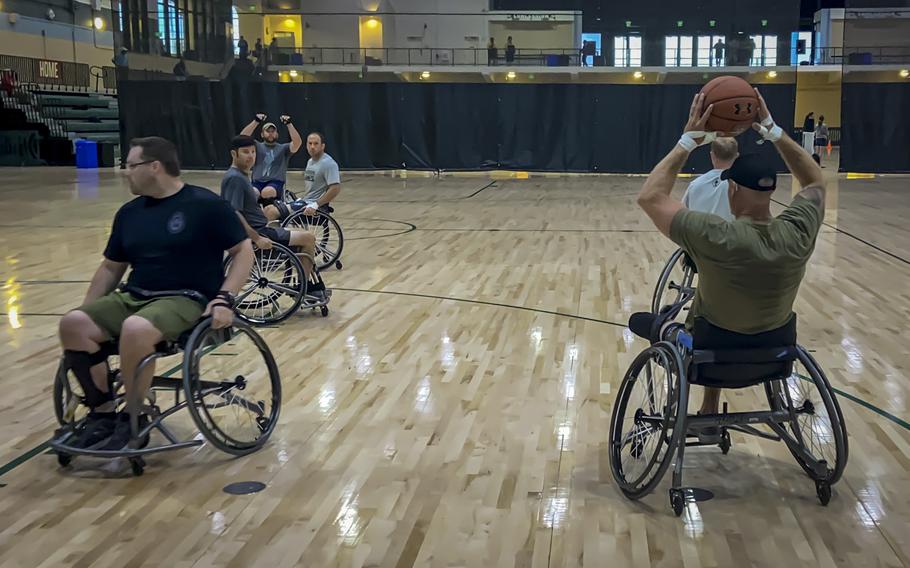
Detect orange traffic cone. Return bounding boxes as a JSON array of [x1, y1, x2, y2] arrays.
[[827, 141, 832, 156]]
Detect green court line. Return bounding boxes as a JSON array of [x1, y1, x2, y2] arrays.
[[831, 386, 910, 430], [0, 356, 186, 482]]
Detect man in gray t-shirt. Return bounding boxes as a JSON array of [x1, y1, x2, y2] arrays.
[[239, 113, 302, 203], [221, 136, 328, 296], [299, 131, 341, 216]]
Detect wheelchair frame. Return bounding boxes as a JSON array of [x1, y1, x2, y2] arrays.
[[281, 190, 344, 271], [612, 287, 848, 516], [51, 316, 281, 476], [651, 248, 697, 314], [228, 242, 330, 325]]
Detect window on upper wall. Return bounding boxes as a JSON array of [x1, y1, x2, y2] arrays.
[[158, 0, 185, 55], [614, 35, 641, 67], [665, 35, 694, 67], [750, 34, 778, 66], [232, 6, 240, 55]]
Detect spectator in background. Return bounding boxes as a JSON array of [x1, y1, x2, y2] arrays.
[[713, 38, 725, 66], [581, 40, 595, 67], [173, 57, 187, 80], [801, 112, 816, 154], [238, 35, 249, 60], [487, 38, 497, 65], [112, 47, 129, 81], [113, 47, 128, 67], [746, 35, 757, 65], [253, 38, 263, 59], [814, 115, 829, 164], [803, 112, 815, 134], [505, 36, 516, 64], [269, 37, 279, 66]]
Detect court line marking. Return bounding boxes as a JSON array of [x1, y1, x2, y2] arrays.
[[771, 197, 910, 266], [0, 355, 187, 480], [1, 285, 908, 481]]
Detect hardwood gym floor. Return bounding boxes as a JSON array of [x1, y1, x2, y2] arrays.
[[0, 165, 908, 567]]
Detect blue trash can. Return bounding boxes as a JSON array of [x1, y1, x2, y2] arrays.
[[75, 139, 98, 169]]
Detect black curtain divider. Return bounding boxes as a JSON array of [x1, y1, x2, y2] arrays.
[[119, 80, 795, 173], [840, 82, 910, 173]]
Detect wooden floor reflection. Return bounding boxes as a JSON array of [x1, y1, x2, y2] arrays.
[[0, 166, 908, 567]]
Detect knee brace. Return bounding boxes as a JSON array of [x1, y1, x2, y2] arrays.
[[63, 350, 112, 408]]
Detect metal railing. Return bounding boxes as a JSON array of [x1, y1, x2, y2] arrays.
[[812, 46, 910, 65], [270, 47, 583, 67], [265, 45, 910, 68]]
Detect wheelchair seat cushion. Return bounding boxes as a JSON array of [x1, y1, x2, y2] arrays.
[[690, 315, 798, 388]]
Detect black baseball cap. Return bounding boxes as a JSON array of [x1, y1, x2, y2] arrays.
[[720, 153, 777, 192]]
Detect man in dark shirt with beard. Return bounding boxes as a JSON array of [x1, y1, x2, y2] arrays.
[[58, 137, 254, 451]]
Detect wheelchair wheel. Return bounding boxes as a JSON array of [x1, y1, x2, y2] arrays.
[[182, 319, 281, 456], [281, 210, 344, 271], [227, 243, 306, 325], [609, 342, 686, 499], [764, 347, 848, 485], [651, 249, 696, 314]]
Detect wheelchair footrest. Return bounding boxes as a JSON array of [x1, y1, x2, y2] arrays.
[[50, 437, 204, 458]]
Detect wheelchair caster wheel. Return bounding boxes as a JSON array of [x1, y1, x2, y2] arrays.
[[669, 489, 685, 517], [57, 452, 72, 468], [130, 457, 145, 477], [320, 306, 329, 317], [816, 481, 831, 506], [719, 430, 731, 455], [335, 261, 342, 270]]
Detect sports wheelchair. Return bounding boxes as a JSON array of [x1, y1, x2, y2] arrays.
[[651, 248, 697, 314], [610, 284, 848, 516], [224, 242, 330, 325], [281, 190, 344, 271], [50, 289, 281, 476]]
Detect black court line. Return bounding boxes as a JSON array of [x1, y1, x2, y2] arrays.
[[1, 284, 908, 448], [333, 286, 628, 328], [771, 197, 910, 267], [462, 181, 497, 199]]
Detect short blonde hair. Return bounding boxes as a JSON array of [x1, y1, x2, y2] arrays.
[[710, 137, 739, 162]]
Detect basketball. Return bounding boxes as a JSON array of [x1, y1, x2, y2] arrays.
[[700, 75, 759, 135]]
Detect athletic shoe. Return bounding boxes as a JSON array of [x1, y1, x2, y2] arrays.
[[68, 412, 117, 449], [98, 414, 149, 451]]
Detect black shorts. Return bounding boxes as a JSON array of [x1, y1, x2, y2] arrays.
[[815, 137, 828, 147], [259, 226, 291, 246]]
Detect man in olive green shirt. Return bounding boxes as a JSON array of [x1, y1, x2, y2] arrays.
[[636, 89, 826, 416]]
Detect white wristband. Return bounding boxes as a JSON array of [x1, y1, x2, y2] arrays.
[[755, 123, 783, 143], [678, 131, 717, 151], [677, 133, 698, 152]]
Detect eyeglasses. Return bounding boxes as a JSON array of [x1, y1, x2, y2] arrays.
[[125, 159, 156, 170]]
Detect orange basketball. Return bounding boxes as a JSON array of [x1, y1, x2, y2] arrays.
[[699, 76, 759, 135]]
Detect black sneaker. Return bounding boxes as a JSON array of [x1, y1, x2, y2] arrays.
[[98, 414, 149, 451], [68, 412, 117, 449]]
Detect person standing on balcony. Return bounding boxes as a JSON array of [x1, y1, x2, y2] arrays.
[[238, 36, 249, 60], [506, 37, 516, 64], [713, 39, 725, 66], [488, 38, 497, 65]]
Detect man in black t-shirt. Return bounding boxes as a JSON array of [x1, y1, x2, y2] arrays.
[[58, 137, 254, 451], [222, 135, 328, 299]]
